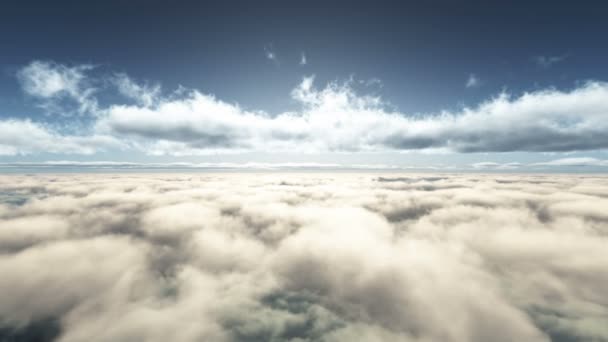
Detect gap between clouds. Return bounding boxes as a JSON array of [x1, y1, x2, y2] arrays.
[[3, 60, 608, 156]]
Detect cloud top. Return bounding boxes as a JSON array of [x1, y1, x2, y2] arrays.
[[0, 173, 607, 341]]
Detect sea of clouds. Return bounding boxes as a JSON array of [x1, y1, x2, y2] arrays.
[[0, 173, 607, 341]]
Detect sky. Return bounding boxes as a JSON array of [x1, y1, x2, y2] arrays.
[[2, 0, 608, 171]]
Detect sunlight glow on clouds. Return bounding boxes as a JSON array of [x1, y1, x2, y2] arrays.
[[5, 60, 608, 158]]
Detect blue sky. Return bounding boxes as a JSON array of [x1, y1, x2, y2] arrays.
[[2, 0, 608, 171]]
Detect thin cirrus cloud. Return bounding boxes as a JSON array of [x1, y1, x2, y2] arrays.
[[534, 55, 567, 68], [465, 73, 480, 88], [16, 60, 99, 116], [300, 52, 307, 65], [0, 120, 122, 156], [472, 162, 523, 170], [5, 60, 608, 156]]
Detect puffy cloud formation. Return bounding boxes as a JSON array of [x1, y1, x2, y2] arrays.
[[9, 60, 608, 156], [99, 78, 608, 154], [0, 120, 122, 156], [0, 173, 607, 341]]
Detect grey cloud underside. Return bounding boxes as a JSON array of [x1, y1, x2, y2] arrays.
[[111, 123, 242, 148], [385, 127, 608, 152], [112, 118, 608, 153], [94, 79, 608, 154], [1, 174, 608, 341]]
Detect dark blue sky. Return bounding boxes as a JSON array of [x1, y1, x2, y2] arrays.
[[3, 0, 607, 114], [2, 0, 608, 171]]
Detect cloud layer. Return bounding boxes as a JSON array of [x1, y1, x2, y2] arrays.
[[1, 174, 607, 341], [98, 77, 608, 154], [5, 61, 608, 156]]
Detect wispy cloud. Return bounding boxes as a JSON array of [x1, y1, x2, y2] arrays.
[[17, 61, 99, 116], [532, 157, 608, 167], [0, 120, 122, 156], [465, 73, 480, 88], [264, 45, 279, 65], [111, 73, 161, 107], [472, 162, 522, 170], [0, 161, 406, 170], [534, 55, 567, 68], [300, 52, 307, 65]]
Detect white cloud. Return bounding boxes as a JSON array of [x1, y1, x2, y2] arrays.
[[1, 174, 607, 340], [17, 61, 98, 115], [532, 157, 608, 167], [112, 73, 161, 107], [466, 73, 480, 88], [300, 52, 307, 65], [12, 61, 608, 156], [96, 77, 608, 155]]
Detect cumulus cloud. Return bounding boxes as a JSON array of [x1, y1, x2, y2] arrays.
[[0, 120, 122, 155], [264, 45, 279, 64], [0, 174, 607, 341], [98, 77, 608, 154], [13, 60, 608, 156]]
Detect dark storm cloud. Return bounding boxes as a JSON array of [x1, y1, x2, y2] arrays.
[[0, 174, 607, 341]]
